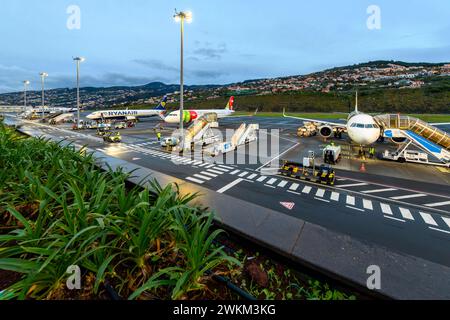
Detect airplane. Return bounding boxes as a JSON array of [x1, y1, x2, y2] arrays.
[[19, 106, 78, 118], [86, 96, 167, 121], [283, 92, 381, 146], [161, 96, 235, 124]]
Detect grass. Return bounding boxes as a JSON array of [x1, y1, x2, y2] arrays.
[[0, 121, 358, 300], [0, 123, 239, 300]]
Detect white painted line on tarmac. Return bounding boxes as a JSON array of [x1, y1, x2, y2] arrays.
[[338, 182, 368, 188], [346, 195, 355, 206], [213, 167, 230, 172], [186, 177, 204, 184], [217, 178, 244, 194], [287, 190, 301, 195], [229, 170, 240, 175], [193, 174, 211, 181], [384, 215, 405, 223], [267, 178, 277, 185], [264, 184, 276, 189], [443, 217, 450, 229], [429, 227, 450, 235], [380, 203, 393, 215], [238, 171, 249, 178], [346, 206, 364, 212], [390, 194, 427, 200], [257, 176, 267, 182], [256, 143, 300, 171], [424, 201, 450, 208], [302, 186, 312, 194], [277, 180, 288, 188], [289, 183, 299, 191], [316, 189, 325, 198], [247, 174, 258, 180], [419, 212, 438, 226], [399, 208, 414, 220], [315, 197, 330, 203], [217, 165, 234, 170], [362, 188, 397, 194], [201, 171, 218, 178], [206, 164, 216, 168], [207, 169, 224, 175], [330, 192, 340, 201], [198, 163, 209, 167]]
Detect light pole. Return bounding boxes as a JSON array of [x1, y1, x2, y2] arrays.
[[23, 80, 30, 108], [39, 72, 48, 119], [174, 10, 192, 148], [73, 57, 85, 127]]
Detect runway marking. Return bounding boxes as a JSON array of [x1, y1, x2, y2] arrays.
[[200, 171, 218, 178], [330, 192, 340, 202], [424, 201, 450, 208], [390, 194, 427, 200], [384, 215, 405, 223], [257, 176, 267, 182], [346, 206, 364, 212], [193, 174, 211, 181], [429, 227, 450, 235], [419, 212, 438, 226], [399, 208, 414, 220], [267, 178, 277, 185], [217, 165, 234, 170], [289, 183, 299, 191], [338, 182, 368, 188], [363, 199, 373, 210], [256, 142, 300, 171], [443, 217, 450, 229], [217, 178, 244, 194], [315, 197, 330, 203], [207, 169, 224, 175], [287, 190, 301, 195], [362, 188, 397, 194], [229, 170, 240, 175], [315, 189, 325, 198], [247, 173, 258, 180], [186, 177, 204, 184], [277, 180, 288, 188], [238, 171, 249, 178], [302, 186, 312, 194], [380, 203, 393, 215], [346, 195, 355, 206]]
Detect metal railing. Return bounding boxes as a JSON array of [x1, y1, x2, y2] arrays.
[[374, 114, 450, 150]]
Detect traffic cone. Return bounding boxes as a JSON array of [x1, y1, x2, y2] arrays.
[[360, 162, 366, 173]]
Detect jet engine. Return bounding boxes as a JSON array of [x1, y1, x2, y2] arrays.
[[319, 126, 333, 138], [390, 137, 408, 144]]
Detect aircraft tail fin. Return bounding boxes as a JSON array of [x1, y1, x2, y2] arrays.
[[225, 96, 234, 110], [154, 95, 168, 111]]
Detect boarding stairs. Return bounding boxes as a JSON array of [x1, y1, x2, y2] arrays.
[[374, 114, 450, 166]]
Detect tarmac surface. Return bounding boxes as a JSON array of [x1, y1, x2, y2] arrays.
[[5, 113, 450, 268]]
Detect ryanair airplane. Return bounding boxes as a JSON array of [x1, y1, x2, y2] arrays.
[[86, 96, 167, 121]]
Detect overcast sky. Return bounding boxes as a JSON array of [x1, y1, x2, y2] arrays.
[[0, 0, 449, 93]]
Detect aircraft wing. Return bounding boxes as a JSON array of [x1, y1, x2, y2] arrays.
[[282, 109, 346, 128], [430, 122, 450, 126]]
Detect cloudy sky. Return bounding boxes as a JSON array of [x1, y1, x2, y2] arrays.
[[0, 0, 449, 93]]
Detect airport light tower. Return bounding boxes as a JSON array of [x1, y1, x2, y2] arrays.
[[73, 57, 85, 127], [39, 72, 48, 119], [174, 9, 192, 148], [23, 80, 30, 108]]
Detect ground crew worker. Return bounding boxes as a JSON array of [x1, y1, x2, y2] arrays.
[[369, 147, 375, 159], [156, 131, 162, 141]]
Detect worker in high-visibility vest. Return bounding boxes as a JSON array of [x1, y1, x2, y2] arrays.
[[156, 131, 162, 141]]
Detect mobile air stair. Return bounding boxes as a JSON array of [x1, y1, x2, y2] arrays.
[[374, 114, 450, 167]]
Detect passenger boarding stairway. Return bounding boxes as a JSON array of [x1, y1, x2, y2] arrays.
[[374, 114, 450, 165]]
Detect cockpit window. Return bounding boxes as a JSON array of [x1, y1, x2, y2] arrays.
[[356, 124, 364, 128]]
